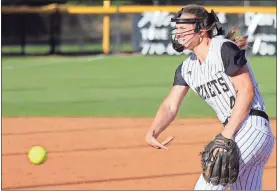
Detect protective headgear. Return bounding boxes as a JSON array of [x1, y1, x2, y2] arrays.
[[170, 8, 225, 52]]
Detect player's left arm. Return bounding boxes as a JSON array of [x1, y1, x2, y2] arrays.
[[220, 41, 254, 139]]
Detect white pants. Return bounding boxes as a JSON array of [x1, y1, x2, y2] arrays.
[[194, 115, 275, 190]]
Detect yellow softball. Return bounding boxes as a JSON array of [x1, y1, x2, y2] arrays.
[[28, 146, 47, 165]]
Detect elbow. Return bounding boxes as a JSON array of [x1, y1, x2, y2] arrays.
[[162, 101, 178, 119], [162, 97, 180, 119], [168, 104, 179, 119]]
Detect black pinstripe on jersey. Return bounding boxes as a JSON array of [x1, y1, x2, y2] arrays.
[[173, 36, 273, 190], [173, 37, 266, 124], [194, 115, 274, 190]]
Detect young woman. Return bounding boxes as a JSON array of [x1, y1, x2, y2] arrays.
[[145, 4, 274, 190]]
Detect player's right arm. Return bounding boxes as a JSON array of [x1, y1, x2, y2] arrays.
[[145, 64, 190, 150]]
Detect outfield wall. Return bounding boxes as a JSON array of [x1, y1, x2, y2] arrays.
[[2, 5, 276, 56]]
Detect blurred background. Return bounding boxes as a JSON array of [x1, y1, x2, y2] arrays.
[[2, 0, 276, 117], [2, 0, 276, 56]]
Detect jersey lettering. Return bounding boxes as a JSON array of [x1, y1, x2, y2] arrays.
[[196, 85, 204, 99], [179, 37, 266, 124], [203, 84, 210, 99], [218, 77, 229, 92], [195, 78, 230, 100], [207, 82, 216, 97], [210, 80, 221, 95]]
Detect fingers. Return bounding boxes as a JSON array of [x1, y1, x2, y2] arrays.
[[212, 148, 227, 161], [145, 134, 175, 150], [213, 148, 226, 155], [161, 135, 175, 146], [151, 138, 169, 150]]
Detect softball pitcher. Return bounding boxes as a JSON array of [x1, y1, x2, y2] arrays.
[[145, 4, 274, 190]]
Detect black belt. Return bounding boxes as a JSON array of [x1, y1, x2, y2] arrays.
[[223, 109, 269, 126]]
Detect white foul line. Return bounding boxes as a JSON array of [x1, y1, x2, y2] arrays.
[[2, 55, 105, 70]]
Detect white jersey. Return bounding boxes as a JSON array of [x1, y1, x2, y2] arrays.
[[176, 37, 266, 124], [172, 37, 274, 190]]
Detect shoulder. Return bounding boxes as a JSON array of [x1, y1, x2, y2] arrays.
[[173, 58, 190, 87], [176, 54, 196, 71], [175, 63, 183, 73], [209, 37, 235, 60], [183, 53, 197, 65], [213, 37, 246, 62], [189, 53, 198, 61], [212, 36, 235, 48], [221, 41, 242, 56], [213, 37, 244, 54], [220, 40, 246, 62], [219, 40, 248, 76]]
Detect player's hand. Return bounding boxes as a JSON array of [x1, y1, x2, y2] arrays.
[[145, 131, 175, 150], [212, 132, 232, 159], [212, 148, 227, 160]]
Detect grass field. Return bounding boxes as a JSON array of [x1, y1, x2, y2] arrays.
[[2, 55, 276, 118], [2, 55, 276, 190]]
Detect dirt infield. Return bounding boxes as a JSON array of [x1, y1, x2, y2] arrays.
[[2, 117, 276, 190]]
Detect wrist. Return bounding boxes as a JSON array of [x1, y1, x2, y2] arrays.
[[221, 127, 235, 139], [147, 128, 159, 138]]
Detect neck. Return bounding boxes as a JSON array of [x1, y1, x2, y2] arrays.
[[193, 37, 212, 64]]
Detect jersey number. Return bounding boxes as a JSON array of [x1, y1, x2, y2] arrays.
[[230, 95, 236, 109]]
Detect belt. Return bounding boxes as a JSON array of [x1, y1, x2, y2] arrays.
[[223, 109, 269, 126]]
